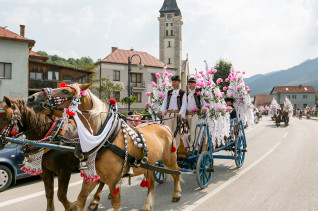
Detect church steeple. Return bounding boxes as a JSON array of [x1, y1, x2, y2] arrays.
[[159, 0, 181, 17]]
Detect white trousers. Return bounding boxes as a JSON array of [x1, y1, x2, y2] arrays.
[[184, 115, 198, 151], [164, 113, 181, 149]]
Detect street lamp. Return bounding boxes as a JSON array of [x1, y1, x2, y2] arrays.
[[128, 54, 143, 111]]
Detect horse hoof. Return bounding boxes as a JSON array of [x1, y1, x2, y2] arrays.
[[172, 196, 181, 202], [141, 204, 152, 211], [88, 203, 99, 211]]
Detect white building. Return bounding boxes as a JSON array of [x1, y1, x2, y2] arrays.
[[95, 47, 177, 111], [0, 25, 35, 100]]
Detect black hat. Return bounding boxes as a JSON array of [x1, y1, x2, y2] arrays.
[[171, 75, 181, 81], [187, 77, 196, 83], [225, 97, 234, 103]]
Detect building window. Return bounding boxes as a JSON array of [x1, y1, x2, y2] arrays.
[[130, 73, 142, 87], [287, 95, 290, 99], [113, 91, 120, 102], [48, 71, 59, 80], [133, 92, 142, 103], [30, 72, 43, 80], [166, 23, 168, 26], [171, 30, 173, 36], [171, 23, 173, 26], [79, 75, 88, 83], [166, 30, 169, 36], [168, 58, 171, 64], [113, 70, 120, 81], [151, 73, 157, 83], [292, 95, 296, 99], [0, 63, 12, 79], [63, 75, 74, 82], [303, 104, 307, 108], [168, 41, 171, 47], [303, 95, 307, 99]]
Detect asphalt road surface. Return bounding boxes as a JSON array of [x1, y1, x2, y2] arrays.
[[0, 116, 317, 211]]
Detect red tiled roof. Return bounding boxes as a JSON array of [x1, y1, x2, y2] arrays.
[[254, 95, 271, 106], [101, 48, 175, 69], [273, 86, 315, 93], [0, 26, 35, 47], [29, 51, 49, 62]]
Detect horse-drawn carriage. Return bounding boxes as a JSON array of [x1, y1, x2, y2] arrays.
[[154, 117, 247, 188]]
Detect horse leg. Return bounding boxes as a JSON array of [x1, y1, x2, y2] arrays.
[[162, 158, 182, 202], [141, 171, 155, 211], [109, 183, 121, 211], [57, 169, 77, 211], [88, 182, 105, 211], [76, 180, 100, 211], [39, 167, 55, 211]]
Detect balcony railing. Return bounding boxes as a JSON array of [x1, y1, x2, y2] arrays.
[[129, 81, 146, 88], [29, 79, 87, 90]]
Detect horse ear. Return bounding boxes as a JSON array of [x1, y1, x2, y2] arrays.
[[79, 83, 92, 91], [3, 96, 12, 108]]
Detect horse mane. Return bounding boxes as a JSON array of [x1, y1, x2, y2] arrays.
[[71, 83, 108, 132], [6, 99, 53, 140]]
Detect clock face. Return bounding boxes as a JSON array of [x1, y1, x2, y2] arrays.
[[166, 14, 172, 21]]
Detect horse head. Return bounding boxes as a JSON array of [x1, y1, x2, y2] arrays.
[[0, 97, 24, 150], [26, 83, 92, 117]]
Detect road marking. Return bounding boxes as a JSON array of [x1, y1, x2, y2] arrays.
[[282, 132, 288, 139], [184, 142, 281, 211], [0, 180, 83, 208]]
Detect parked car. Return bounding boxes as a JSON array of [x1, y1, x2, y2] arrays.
[[0, 143, 33, 192]]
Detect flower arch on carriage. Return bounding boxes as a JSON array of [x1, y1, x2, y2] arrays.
[[269, 97, 281, 117], [283, 96, 293, 117], [226, 68, 255, 127]]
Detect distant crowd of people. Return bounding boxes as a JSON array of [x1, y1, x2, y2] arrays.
[[293, 108, 315, 120]]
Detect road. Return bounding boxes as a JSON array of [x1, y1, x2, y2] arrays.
[[0, 116, 317, 211]]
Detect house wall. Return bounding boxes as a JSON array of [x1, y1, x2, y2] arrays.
[[95, 62, 177, 111], [271, 90, 315, 109], [0, 40, 29, 99]]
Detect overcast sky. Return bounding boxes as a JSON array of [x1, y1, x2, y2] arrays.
[[1, 0, 318, 77]]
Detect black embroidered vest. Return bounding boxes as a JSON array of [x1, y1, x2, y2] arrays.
[[166, 89, 185, 111], [187, 89, 202, 109]]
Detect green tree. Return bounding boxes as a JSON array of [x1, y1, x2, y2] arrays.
[[213, 59, 232, 88], [91, 77, 123, 102]]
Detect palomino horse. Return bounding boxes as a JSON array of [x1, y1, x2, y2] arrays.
[[282, 110, 289, 126], [26, 83, 182, 211], [0, 97, 105, 211]]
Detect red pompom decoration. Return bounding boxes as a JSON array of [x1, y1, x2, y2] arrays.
[[140, 179, 146, 188], [109, 98, 117, 105], [66, 109, 76, 117], [60, 82, 67, 87], [112, 188, 119, 195], [145, 179, 150, 187], [10, 130, 19, 136], [171, 146, 177, 153]]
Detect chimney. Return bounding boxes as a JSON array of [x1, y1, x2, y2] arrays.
[[130, 48, 134, 51], [20, 25, 25, 37], [112, 47, 118, 53]]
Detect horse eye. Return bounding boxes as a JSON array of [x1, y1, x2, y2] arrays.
[[63, 90, 70, 94]]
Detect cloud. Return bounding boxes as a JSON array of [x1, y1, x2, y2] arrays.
[[1, 7, 38, 25], [46, 49, 79, 59]]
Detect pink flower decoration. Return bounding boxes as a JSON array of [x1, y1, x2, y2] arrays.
[[145, 102, 151, 106], [207, 81, 212, 86], [80, 90, 87, 96], [215, 93, 220, 98], [199, 83, 205, 87], [223, 86, 227, 91], [247, 89, 251, 92], [212, 69, 217, 73], [237, 71, 241, 74], [232, 77, 236, 81], [216, 78, 223, 84], [163, 71, 169, 76], [162, 83, 166, 86], [216, 107, 221, 111], [155, 73, 160, 78], [237, 87, 241, 90], [201, 73, 206, 77], [196, 75, 202, 79], [242, 71, 246, 74], [160, 94, 165, 98], [207, 70, 212, 74], [169, 73, 174, 77], [229, 94, 233, 97], [221, 92, 224, 95], [225, 78, 229, 82], [204, 104, 210, 108], [145, 92, 151, 96], [246, 86, 249, 89], [191, 108, 197, 112], [228, 75, 232, 79], [197, 91, 201, 96], [226, 106, 232, 111], [199, 71, 204, 74], [239, 99, 243, 103]]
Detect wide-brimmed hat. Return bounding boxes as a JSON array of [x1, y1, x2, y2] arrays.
[[187, 77, 196, 83], [171, 75, 181, 81]]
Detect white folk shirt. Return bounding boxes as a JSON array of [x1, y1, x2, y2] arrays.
[[161, 89, 187, 119], [186, 89, 207, 111]]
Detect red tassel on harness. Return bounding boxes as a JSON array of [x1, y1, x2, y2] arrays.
[[60, 82, 67, 87], [66, 109, 75, 117], [145, 179, 150, 187], [140, 179, 146, 187], [171, 146, 177, 153], [112, 188, 119, 195], [109, 98, 117, 105], [10, 130, 19, 136]]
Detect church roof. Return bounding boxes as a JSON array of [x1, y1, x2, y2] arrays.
[[159, 0, 181, 17]]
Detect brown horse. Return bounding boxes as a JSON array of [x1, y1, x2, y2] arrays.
[[274, 112, 281, 127], [0, 97, 105, 211], [26, 83, 182, 211], [282, 110, 289, 126]]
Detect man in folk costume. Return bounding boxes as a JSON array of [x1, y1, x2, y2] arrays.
[[225, 97, 237, 119], [183, 77, 207, 152], [159, 75, 187, 150]]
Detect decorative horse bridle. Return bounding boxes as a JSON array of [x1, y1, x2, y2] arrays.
[[0, 110, 23, 144], [41, 88, 74, 114]]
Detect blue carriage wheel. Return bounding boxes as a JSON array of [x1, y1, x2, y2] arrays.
[[196, 151, 213, 189], [153, 162, 166, 184], [235, 133, 246, 168]]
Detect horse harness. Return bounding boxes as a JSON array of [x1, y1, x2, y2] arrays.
[[0, 110, 23, 145], [41, 88, 74, 116]]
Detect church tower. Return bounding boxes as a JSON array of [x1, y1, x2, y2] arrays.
[[158, 0, 183, 80]]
